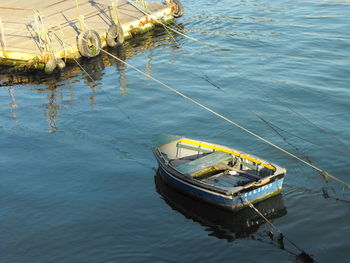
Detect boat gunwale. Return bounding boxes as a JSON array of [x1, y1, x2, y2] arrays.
[[152, 146, 285, 197], [152, 135, 286, 173], [156, 159, 284, 211], [176, 138, 280, 171]]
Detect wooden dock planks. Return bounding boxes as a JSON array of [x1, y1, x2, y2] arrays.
[[0, 0, 176, 68]]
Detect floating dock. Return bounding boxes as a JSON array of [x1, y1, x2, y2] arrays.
[[0, 0, 183, 72]]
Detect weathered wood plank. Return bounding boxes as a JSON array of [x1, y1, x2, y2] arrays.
[[0, 0, 176, 67]]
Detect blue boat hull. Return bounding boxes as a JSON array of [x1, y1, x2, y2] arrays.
[[158, 165, 284, 211]]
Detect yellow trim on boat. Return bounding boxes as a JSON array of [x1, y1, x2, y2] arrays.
[[262, 163, 276, 170], [177, 138, 276, 171], [178, 139, 240, 156], [241, 154, 261, 165]]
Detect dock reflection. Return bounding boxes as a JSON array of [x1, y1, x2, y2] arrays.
[[0, 23, 183, 86], [154, 172, 287, 242], [0, 23, 183, 132]]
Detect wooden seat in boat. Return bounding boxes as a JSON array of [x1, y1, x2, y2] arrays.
[[175, 151, 233, 177]]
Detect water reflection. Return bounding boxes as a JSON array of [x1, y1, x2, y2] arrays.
[[154, 172, 287, 242], [8, 86, 18, 119], [111, 46, 129, 96], [0, 23, 183, 132]]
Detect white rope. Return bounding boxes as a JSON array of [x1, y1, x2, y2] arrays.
[[0, 16, 7, 54], [98, 48, 350, 189], [53, 1, 348, 189], [42, 1, 349, 188], [127, 0, 212, 46], [128, 0, 350, 153]]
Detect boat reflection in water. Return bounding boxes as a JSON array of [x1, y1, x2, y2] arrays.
[[155, 171, 287, 242]]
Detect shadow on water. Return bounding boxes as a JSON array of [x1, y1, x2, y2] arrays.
[[154, 171, 287, 242], [155, 172, 316, 262]]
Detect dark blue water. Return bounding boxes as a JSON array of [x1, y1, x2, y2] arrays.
[[1, 0, 349, 262]]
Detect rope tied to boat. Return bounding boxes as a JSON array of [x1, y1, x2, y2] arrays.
[[245, 199, 315, 262], [95, 47, 350, 189], [128, 0, 350, 152], [59, 12, 348, 190]]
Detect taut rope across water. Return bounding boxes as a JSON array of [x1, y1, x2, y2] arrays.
[[98, 47, 350, 189]]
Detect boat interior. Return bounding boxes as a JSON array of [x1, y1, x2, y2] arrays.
[[157, 138, 277, 191]]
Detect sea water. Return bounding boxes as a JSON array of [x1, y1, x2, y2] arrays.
[[0, 0, 349, 262]]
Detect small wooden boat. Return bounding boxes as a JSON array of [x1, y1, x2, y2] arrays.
[[155, 173, 287, 241], [152, 134, 286, 211]]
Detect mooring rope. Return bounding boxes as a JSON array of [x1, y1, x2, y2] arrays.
[[221, 61, 350, 152], [47, 5, 350, 189], [126, 0, 216, 47], [255, 113, 349, 155], [200, 73, 348, 156], [126, 0, 350, 153], [99, 48, 350, 189], [59, 1, 349, 189], [244, 199, 315, 262]]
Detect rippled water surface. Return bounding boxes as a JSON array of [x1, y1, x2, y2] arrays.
[[1, 0, 349, 262]]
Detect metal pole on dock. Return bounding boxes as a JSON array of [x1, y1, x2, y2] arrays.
[[0, 16, 7, 57], [75, 0, 85, 32], [111, 0, 120, 24], [140, 0, 148, 12], [34, 10, 44, 52]]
